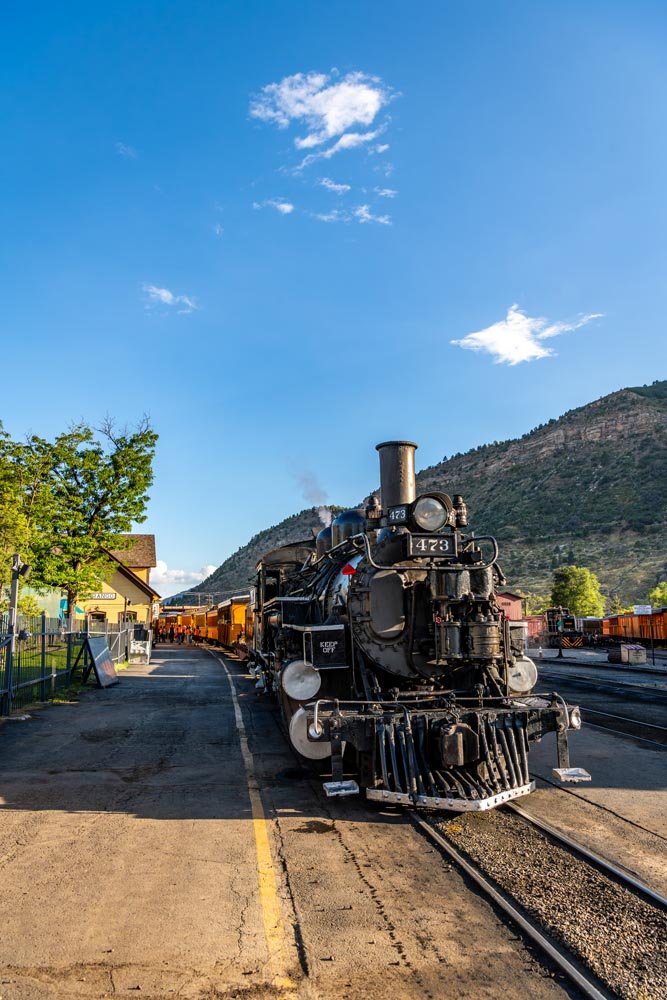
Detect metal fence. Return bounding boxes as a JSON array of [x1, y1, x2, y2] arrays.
[[0, 615, 138, 715]]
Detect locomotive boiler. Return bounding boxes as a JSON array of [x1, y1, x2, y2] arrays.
[[250, 441, 588, 810]]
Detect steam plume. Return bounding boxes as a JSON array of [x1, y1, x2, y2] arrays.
[[294, 470, 331, 526]]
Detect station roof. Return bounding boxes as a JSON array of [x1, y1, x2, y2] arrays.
[[109, 534, 157, 568]]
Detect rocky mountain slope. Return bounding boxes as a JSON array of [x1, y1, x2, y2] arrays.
[[182, 381, 667, 606]]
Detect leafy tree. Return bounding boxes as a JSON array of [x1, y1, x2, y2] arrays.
[[18, 418, 158, 615], [648, 581, 667, 608], [0, 593, 43, 617], [520, 592, 550, 615], [551, 565, 605, 617], [0, 427, 33, 588], [608, 592, 633, 615]]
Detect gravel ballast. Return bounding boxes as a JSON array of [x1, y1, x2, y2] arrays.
[[434, 809, 667, 1000]]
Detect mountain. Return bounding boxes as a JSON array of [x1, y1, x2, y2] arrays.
[[183, 380, 667, 606]]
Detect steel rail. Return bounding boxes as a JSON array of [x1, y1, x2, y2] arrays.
[[409, 811, 613, 1000], [581, 707, 667, 734], [504, 801, 667, 910], [584, 721, 666, 748]]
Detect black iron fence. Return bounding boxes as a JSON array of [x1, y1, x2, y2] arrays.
[[0, 616, 138, 715]]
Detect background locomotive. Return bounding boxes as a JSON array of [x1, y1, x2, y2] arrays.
[[249, 440, 587, 811]]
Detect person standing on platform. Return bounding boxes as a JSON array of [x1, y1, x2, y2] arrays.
[[169, 625, 175, 643]]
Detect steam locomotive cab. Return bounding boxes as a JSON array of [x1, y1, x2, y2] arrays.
[[251, 441, 589, 811]]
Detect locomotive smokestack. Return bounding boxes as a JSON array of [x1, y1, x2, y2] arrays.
[[375, 440, 418, 508]]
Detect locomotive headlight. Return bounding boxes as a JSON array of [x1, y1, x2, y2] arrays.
[[413, 495, 448, 532], [569, 706, 582, 730]]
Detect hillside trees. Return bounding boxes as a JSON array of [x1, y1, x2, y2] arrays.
[[648, 581, 667, 608], [0, 418, 158, 614], [551, 565, 606, 617]]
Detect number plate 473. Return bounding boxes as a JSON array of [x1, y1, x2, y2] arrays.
[[408, 534, 457, 558]]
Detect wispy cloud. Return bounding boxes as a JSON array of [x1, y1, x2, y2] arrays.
[[354, 204, 391, 226], [451, 305, 603, 366], [115, 142, 137, 158], [312, 209, 345, 223], [311, 203, 392, 226], [142, 283, 198, 315], [250, 70, 394, 169], [213, 223, 224, 237], [375, 187, 397, 198], [319, 177, 351, 195], [253, 199, 295, 215], [297, 129, 382, 170]]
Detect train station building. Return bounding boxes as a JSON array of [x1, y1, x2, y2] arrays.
[[76, 533, 161, 626]]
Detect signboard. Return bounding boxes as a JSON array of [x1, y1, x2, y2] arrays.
[[130, 638, 152, 665], [633, 605, 652, 615], [90, 592, 117, 600], [83, 636, 119, 687]]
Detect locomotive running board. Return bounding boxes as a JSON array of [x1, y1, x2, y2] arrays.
[[366, 781, 535, 812]]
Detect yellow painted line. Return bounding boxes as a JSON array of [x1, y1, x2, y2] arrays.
[[217, 655, 298, 995]]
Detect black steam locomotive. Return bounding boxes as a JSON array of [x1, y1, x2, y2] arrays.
[[250, 441, 588, 811]]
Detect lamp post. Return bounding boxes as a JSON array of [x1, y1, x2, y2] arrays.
[[2, 554, 31, 716]]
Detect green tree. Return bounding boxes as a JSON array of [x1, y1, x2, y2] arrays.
[[0, 593, 43, 617], [608, 592, 633, 615], [20, 418, 158, 614], [648, 581, 667, 608], [0, 427, 33, 588], [520, 592, 550, 615], [551, 565, 605, 617]]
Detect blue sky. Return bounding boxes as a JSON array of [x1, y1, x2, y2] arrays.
[[2, 1, 666, 595]]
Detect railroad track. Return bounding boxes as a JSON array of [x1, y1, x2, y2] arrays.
[[411, 803, 667, 1000], [504, 801, 667, 909], [580, 708, 667, 747]]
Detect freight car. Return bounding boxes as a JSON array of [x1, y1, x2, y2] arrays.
[[249, 440, 586, 812], [603, 609, 667, 646]]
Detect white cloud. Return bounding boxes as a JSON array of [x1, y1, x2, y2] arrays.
[[142, 284, 198, 314], [151, 560, 217, 586], [319, 177, 351, 195], [116, 142, 137, 158], [253, 199, 295, 214], [374, 143, 389, 153], [375, 187, 397, 198], [151, 561, 217, 595], [451, 305, 603, 366], [213, 223, 224, 237], [354, 204, 391, 226], [251, 70, 394, 169]]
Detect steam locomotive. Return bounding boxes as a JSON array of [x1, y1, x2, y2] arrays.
[[250, 441, 588, 811]]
